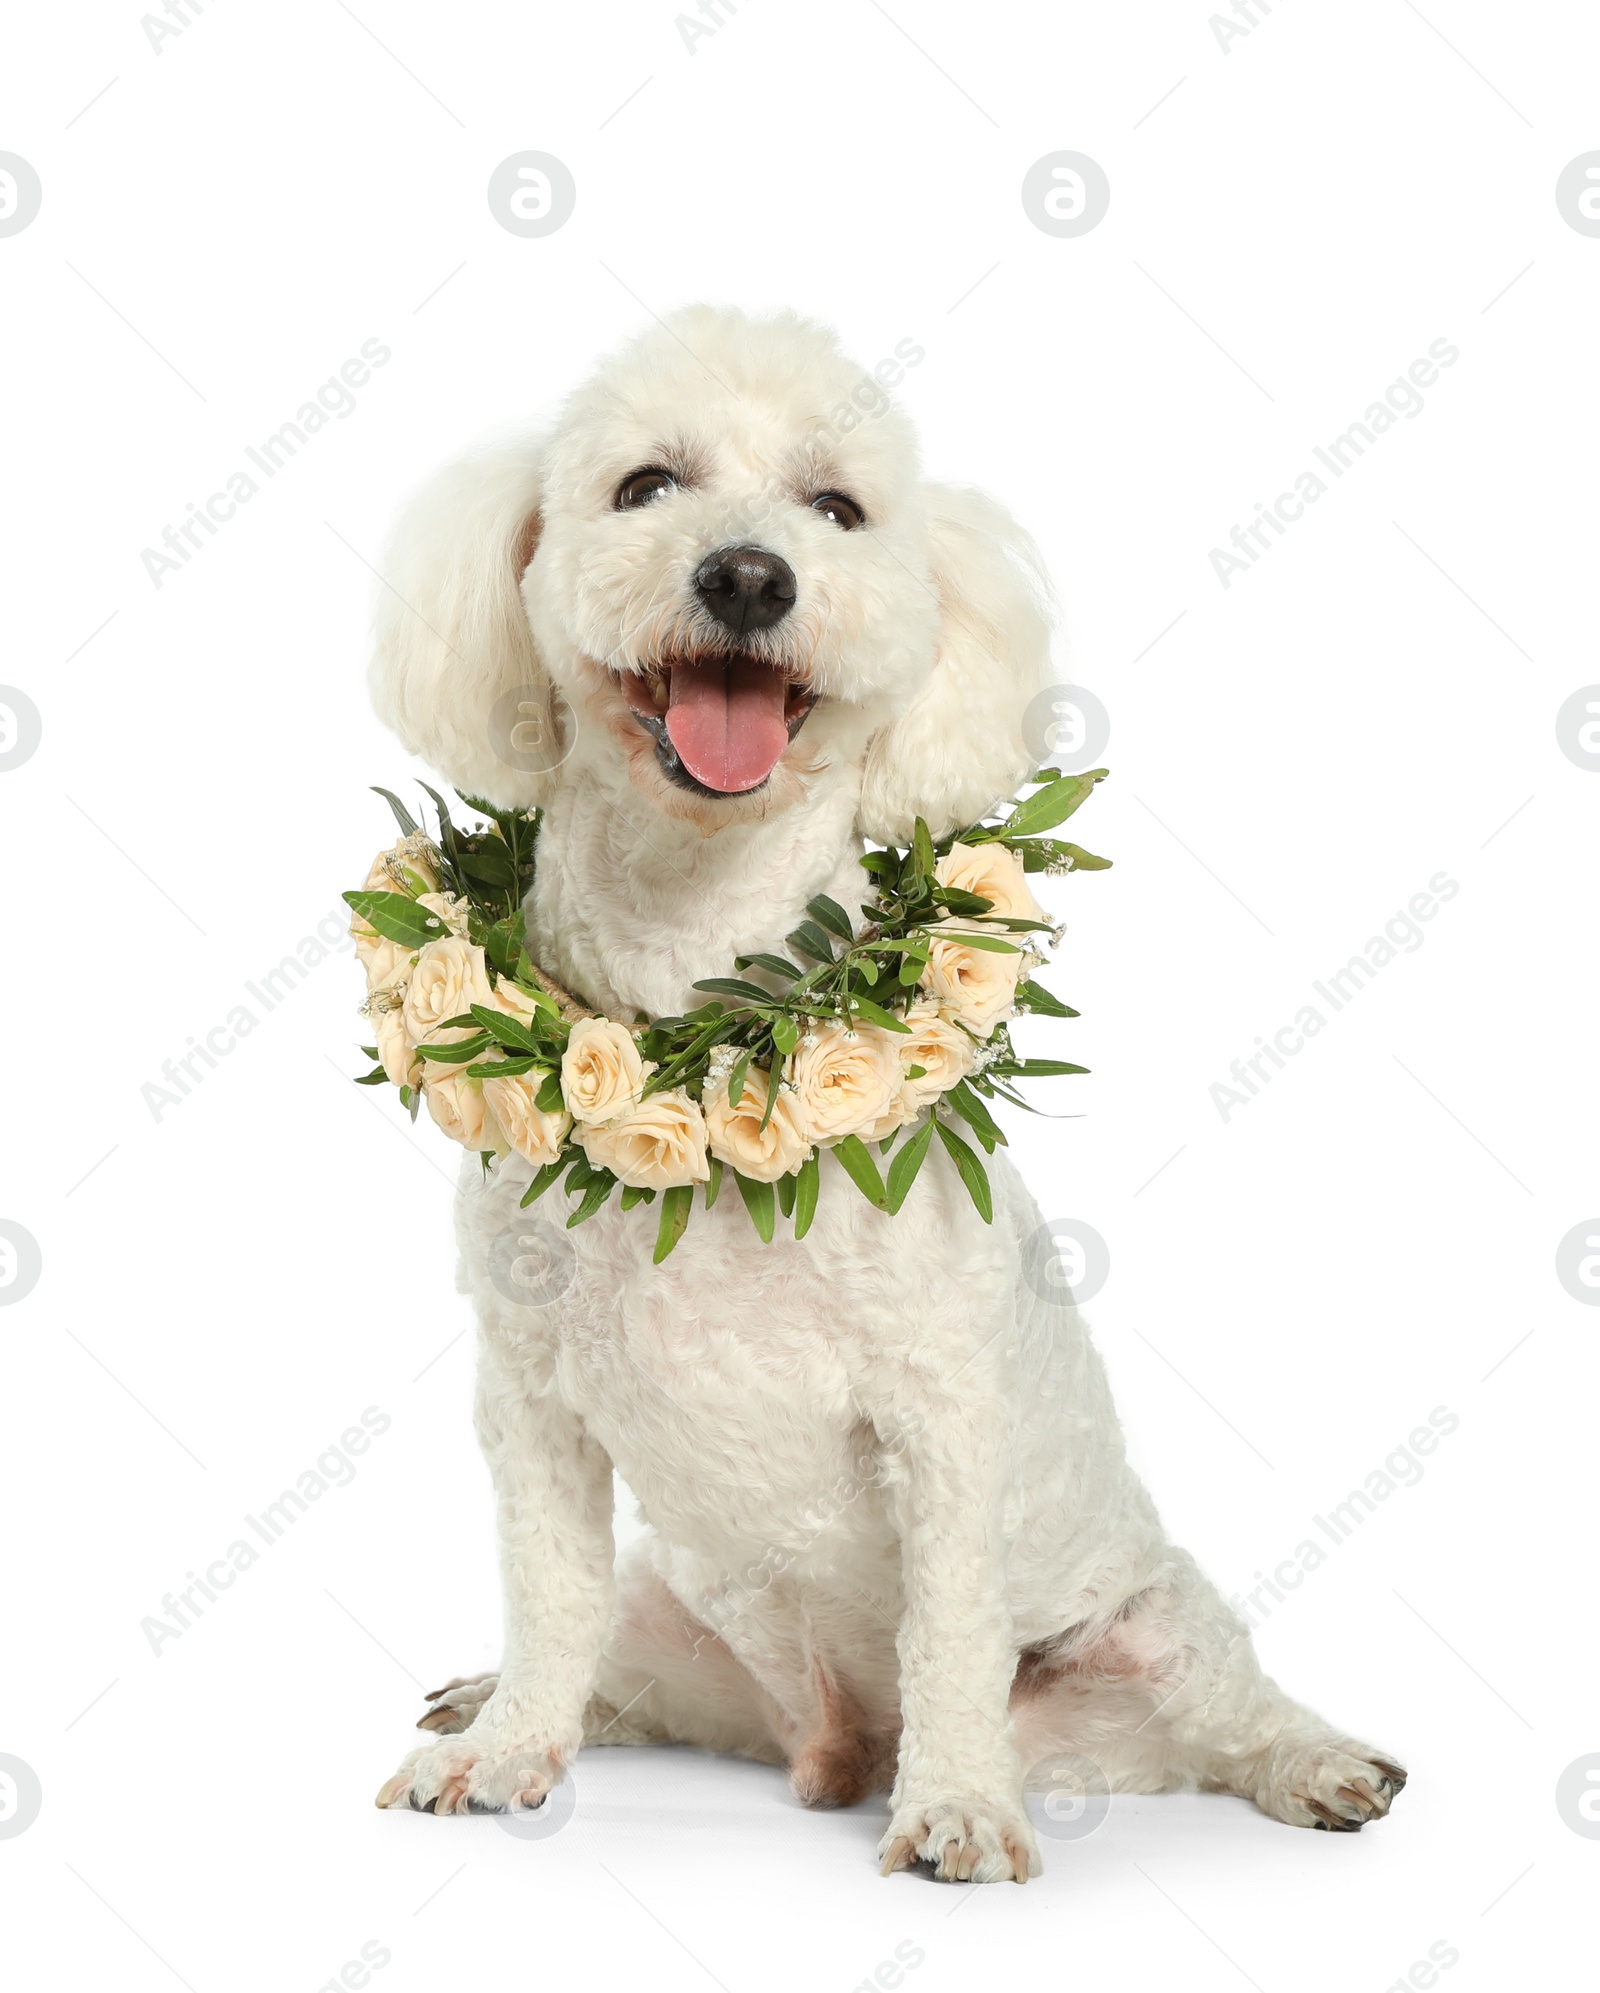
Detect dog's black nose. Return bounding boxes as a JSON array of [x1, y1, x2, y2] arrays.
[[694, 544, 796, 635]]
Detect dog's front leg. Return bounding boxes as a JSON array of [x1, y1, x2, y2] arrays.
[[378, 1347, 614, 1817], [874, 1403, 1039, 1883]]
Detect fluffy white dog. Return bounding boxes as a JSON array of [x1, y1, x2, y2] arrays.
[[368, 307, 1404, 1881]]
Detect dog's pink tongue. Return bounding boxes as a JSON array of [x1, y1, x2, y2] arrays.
[[665, 658, 789, 793]]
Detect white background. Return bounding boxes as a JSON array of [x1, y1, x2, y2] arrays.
[[2, 2, 1596, 1987]]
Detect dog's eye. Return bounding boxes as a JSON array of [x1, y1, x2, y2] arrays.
[[811, 491, 864, 531], [615, 468, 676, 511]]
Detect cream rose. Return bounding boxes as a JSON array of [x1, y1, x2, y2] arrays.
[[921, 935, 1023, 1040], [350, 841, 440, 984], [856, 1006, 979, 1139], [423, 1066, 503, 1153], [580, 1086, 710, 1190], [788, 1021, 901, 1146], [371, 997, 421, 1090], [402, 937, 495, 1045], [494, 978, 550, 1029], [898, 1005, 979, 1105], [703, 1067, 813, 1182], [935, 840, 1047, 924], [561, 1017, 650, 1125], [482, 1070, 571, 1168]]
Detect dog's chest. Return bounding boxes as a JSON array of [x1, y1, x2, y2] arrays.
[[558, 1229, 875, 1546]]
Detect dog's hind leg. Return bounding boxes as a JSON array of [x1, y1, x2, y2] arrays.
[[1013, 1552, 1406, 1831], [584, 1539, 787, 1765], [404, 1542, 784, 1762], [415, 1673, 499, 1736]]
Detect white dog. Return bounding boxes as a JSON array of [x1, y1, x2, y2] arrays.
[[367, 307, 1404, 1881]]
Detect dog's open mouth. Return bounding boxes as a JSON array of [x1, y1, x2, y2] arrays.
[[619, 656, 817, 797]]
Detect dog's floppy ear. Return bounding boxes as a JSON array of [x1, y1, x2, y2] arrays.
[[858, 482, 1055, 843], [368, 433, 563, 810]]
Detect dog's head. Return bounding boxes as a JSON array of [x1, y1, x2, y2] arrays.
[[370, 307, 1054, 841]]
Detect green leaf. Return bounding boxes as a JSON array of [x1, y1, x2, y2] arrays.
[[947, 1079, 1006, 1152], [934, 1118, 993, 1222], [1003, 1058, 1090, 1077], [831, 1134, 887, 1209], [793, 1152, 819, 1237], [371, 785, 419, 837], [342, 889, 445, 948], [734, 953, 803, 980], [353, 1066, 388, 1086], [757, 1061, 782, 1134], [772, 1016, 799, 1055], [735, 1171, 776, 1242], [653, 1184, 693, 1260], [705, 1156, 723, 1209], [360, 1044, 379, 1060], [806, 894, 856, 943], [940, 931, 1021, 954], [885, 1113, 935, 1213], [691, 978, 781, 1008], [850, 994, 911, 1034], [1001, 769, 1107, 838], [725, 1051, 753, 1112], [1015, 979, 1079, 1019], [457, 841, 518, 889], [933, 886, 995, 916], [1058, 842, 1112, 871], [567, 1170, 617, 1227], [776, 1173, 796, 1218], [466, 1054, 541, 1079], [620, 1183, 656, 1210], [468, 1004, 542, 1052], [912, 816, 936, 880], [535, 1070, 565, 1113], [519, 1155, 571, 1207], [786, 921, 836, 964], [415, 1033, 492, 1063]]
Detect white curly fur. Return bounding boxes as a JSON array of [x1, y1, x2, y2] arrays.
[[367, 307, 1405, 1880]]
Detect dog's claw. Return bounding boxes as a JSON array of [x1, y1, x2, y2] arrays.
[[375, 1773, 411, 1810], [879, 1835, 914, 1876], [1003, 1832, 1032, 1882]]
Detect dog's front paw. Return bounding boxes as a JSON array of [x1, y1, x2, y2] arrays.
[[1254, 1738, 1407, 1832], [375, 1730, 566, 1817], [878, 1796, 1039, 1883]]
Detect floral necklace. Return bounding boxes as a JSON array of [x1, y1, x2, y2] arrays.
[[346, 768, 1109, 1261]]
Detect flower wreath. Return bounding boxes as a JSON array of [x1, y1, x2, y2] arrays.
[[345, 768, 1110, 1262]]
